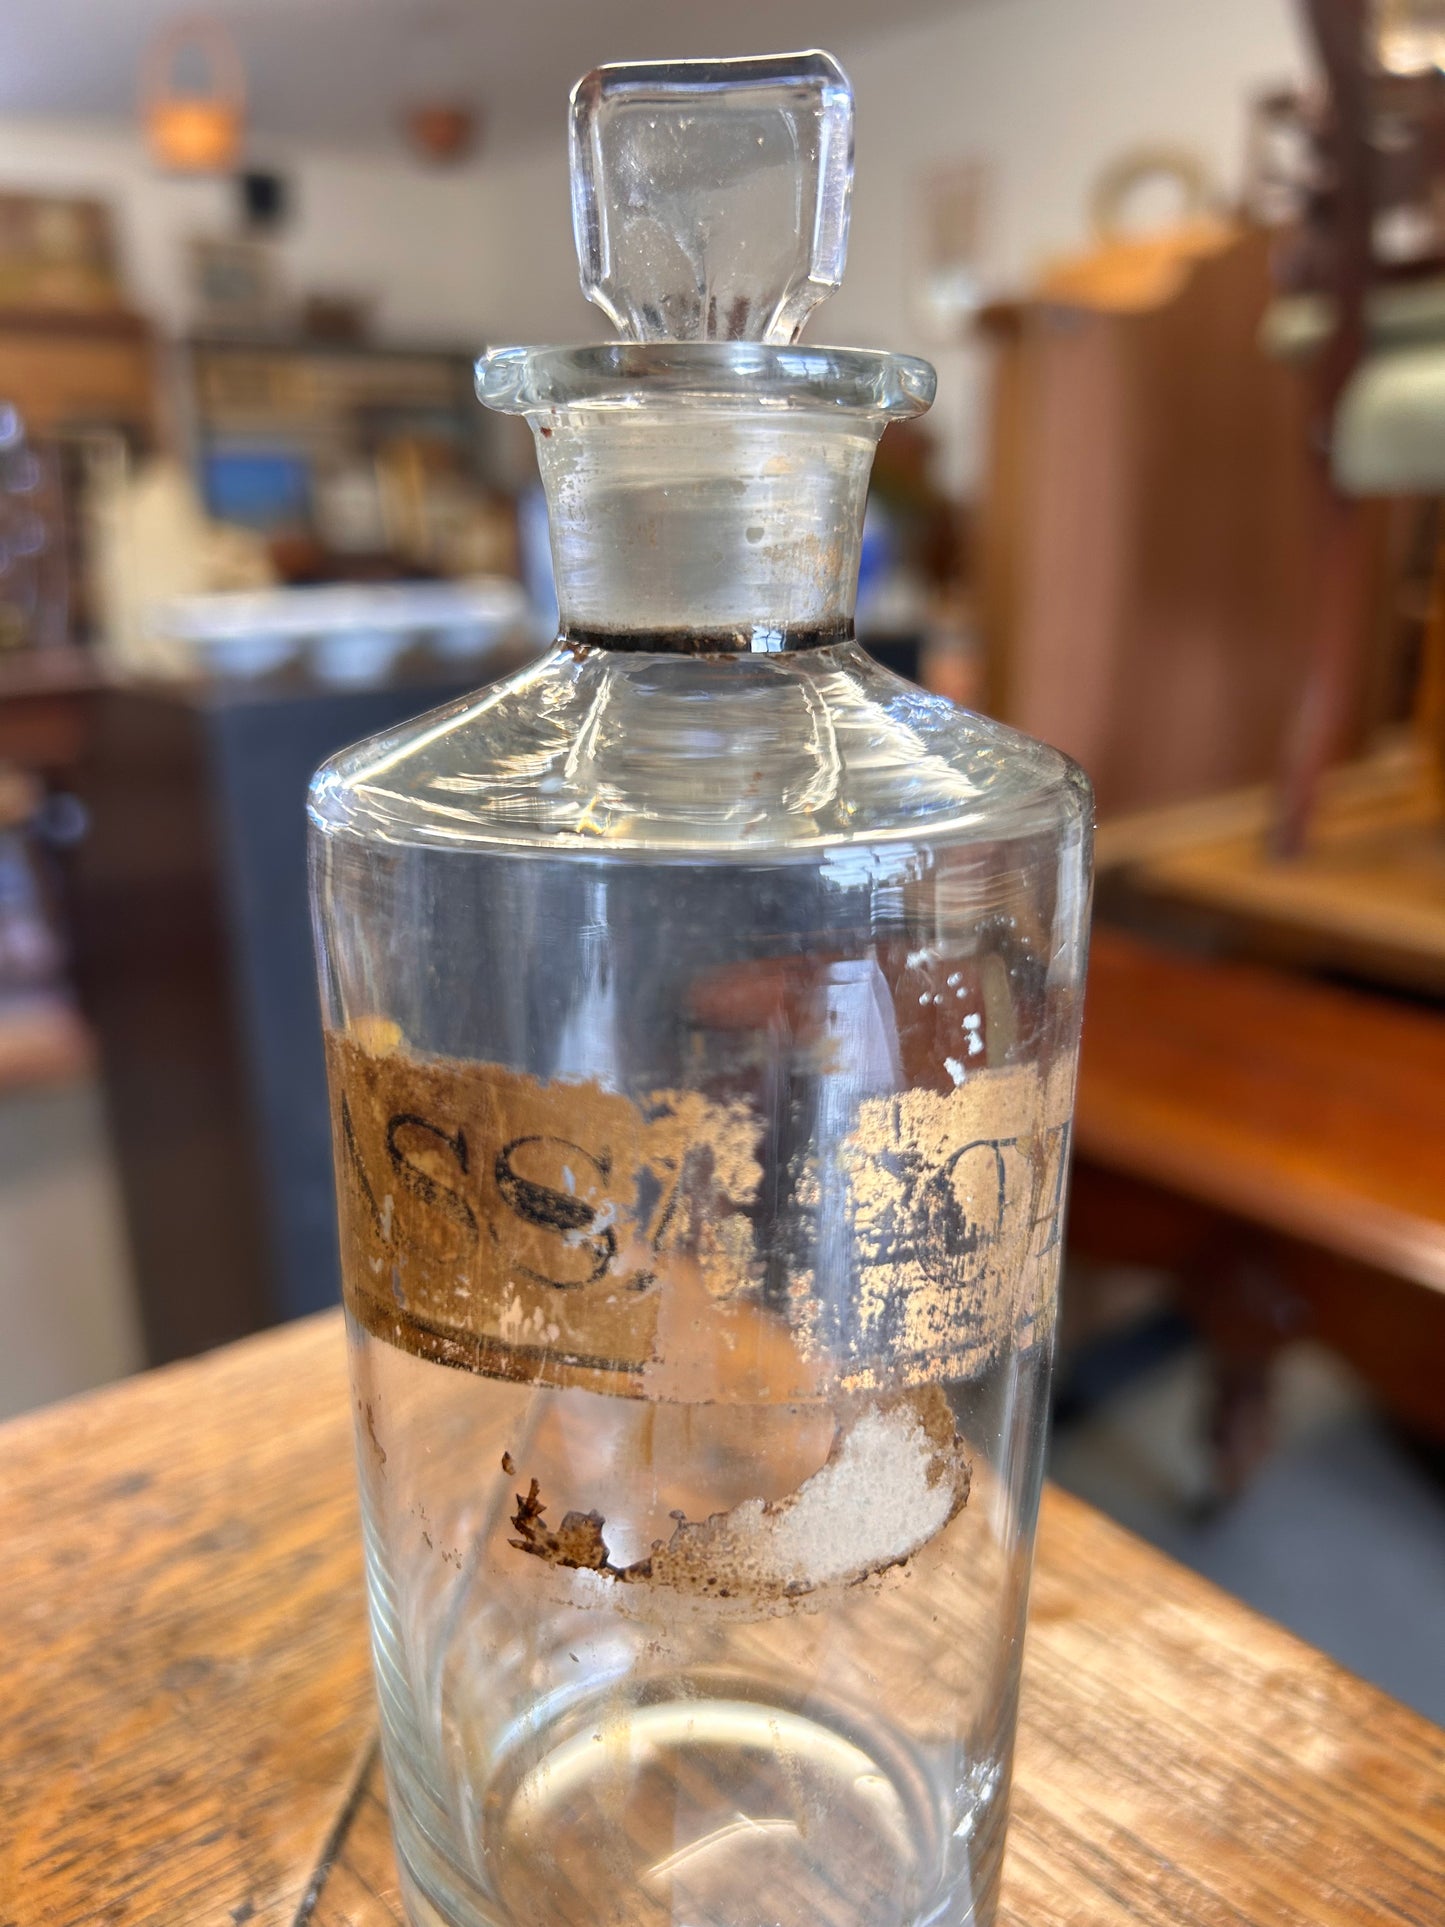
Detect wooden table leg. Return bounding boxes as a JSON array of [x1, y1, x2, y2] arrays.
[[1180, 1233, 1310, 1502]]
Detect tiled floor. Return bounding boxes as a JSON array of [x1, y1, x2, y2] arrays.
[[1050, 1323, 1445, 1727]]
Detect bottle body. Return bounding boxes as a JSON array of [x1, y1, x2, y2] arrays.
[[311, 639, 1091, 1927]]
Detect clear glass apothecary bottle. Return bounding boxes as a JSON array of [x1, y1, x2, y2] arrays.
[[311, 51, 1091, 1927]]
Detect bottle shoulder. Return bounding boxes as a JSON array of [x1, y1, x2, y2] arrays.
[[308, 641, 1092, 857]]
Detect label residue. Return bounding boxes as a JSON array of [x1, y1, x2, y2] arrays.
[[507, 1386, 971, 1604], [327, 1028, 1073, 1395]]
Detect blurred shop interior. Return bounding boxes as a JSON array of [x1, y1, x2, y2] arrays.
[[1, 0, 1443, 1720]]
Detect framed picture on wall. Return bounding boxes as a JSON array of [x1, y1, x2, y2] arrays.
[[0, 194, 124, 312], [187, 236, 285, 335]]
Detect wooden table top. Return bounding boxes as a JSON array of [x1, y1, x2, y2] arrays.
[[3, 1311, 1442, 1927], [1076, 927, 1445, 1296]]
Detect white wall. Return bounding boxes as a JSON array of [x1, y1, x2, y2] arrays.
[[0, 0, 1309, 487], [840, 0, 1307, 332], [0, 114, 584, 347], [832, 0, 1310, 488]]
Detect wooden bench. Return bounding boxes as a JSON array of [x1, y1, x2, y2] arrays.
[[1071, 928, 1445, 1489]]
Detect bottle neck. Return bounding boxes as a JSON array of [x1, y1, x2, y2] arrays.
[[531, 406, 883, 651], [558, 618, 855, 655]]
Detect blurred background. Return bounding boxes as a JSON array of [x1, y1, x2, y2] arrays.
[[1, 0, 1442, 1722]]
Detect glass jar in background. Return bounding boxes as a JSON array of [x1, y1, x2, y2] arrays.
[[311, 52, 1091, 1927]]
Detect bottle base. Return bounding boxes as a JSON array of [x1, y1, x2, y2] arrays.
[[387, 1669, 1001, 1927]]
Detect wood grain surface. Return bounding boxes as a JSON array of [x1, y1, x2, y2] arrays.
[[0, 1317, 374, 1927], [2, 1311, 1442, 1927], [1076, 928, 1445, 1296]]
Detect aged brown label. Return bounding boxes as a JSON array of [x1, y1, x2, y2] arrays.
[[327, 1027, 1073, 1397]]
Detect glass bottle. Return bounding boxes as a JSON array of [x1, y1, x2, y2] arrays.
[[311, 51, 1092, 1927]]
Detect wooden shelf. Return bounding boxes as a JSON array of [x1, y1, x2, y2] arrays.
[[0, 306, 150, 341]]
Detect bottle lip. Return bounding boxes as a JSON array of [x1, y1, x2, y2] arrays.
[[476, 342, 935, 418]]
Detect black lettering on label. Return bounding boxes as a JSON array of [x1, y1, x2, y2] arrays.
[[1031, 1119, 1070, 1257], [932, 1140, 1009, 1279], [644, 1151, 686, 1253], [386, 1112, 478, 1238], [495, 1136, 616, 1288], [341, 1094, 388, 1242], [924, 1138, 1010, 1287]]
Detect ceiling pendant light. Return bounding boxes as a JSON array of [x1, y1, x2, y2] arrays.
[[141, 14, 248, 174], [399, 7, 480, 165]]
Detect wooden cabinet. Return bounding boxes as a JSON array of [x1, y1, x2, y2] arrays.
[[68, 670, 529, 1363], [978, 229, 1321, 814], [0, 307, 159, 442]]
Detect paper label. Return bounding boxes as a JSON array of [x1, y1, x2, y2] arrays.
[[327, 1028, 1072, 1397]]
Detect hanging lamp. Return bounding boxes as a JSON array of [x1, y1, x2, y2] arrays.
[[141, 14, 247, 174]]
